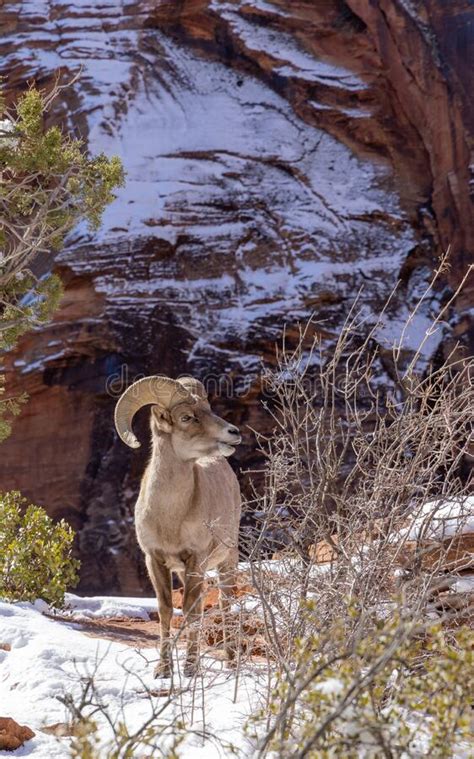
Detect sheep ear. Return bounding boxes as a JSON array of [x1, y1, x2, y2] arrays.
[[152, 407, 172, 434]]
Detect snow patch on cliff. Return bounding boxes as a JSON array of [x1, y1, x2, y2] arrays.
[[213, 3, 367, 90], [1, 0, 421, 372]]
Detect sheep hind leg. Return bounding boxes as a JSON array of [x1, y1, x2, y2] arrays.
[[218, 556, 238, 665], [145, 555, 173, 678], [182, 556, 204, 677]]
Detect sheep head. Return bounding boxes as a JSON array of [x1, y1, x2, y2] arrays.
[[114, 375, 241, 460]]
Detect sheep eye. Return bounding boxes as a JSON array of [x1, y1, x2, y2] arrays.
[[181, 415, 193, 423]]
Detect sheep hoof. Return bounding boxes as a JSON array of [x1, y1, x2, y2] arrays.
[[154, 661, 172, 679], [225, 656, 238, 670], [183, 659, 199, 677]]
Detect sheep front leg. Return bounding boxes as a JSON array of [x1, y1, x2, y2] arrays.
[[145, 555, 173, 678], [182, 556, 204, 676], [218, 555, 238, 664]]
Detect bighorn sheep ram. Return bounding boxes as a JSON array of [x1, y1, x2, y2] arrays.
[[115, 375, 241, 676]]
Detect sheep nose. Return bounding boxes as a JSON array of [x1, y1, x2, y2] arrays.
[[227, 425, 240, 436]]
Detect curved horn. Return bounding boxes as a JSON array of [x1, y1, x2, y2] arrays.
[[177, 376, 208, 400], [114, 376, 191, 449]]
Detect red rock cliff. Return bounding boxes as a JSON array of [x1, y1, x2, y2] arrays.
[[0, 0, 472, 593]]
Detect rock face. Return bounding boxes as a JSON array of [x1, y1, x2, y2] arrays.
[[0, 0, 472, 593], [0, 717, 35, 751]]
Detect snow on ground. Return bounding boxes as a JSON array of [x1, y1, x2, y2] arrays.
[[1, 517, 473, 756], [403, 496, 474, 541], [452, 574, 474, 593], [0, 597, 263, 758], [63, 593, 156, 620]]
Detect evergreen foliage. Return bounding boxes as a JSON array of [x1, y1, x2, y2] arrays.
[[0, 491, 80, 607], [0, 81, 124, 439]]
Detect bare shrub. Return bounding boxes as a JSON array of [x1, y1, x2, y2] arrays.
[[57, 662, 186, 758], [243, 257, 474, 755]]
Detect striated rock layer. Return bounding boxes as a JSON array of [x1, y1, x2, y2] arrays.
[[0, 0, 472, 593]]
